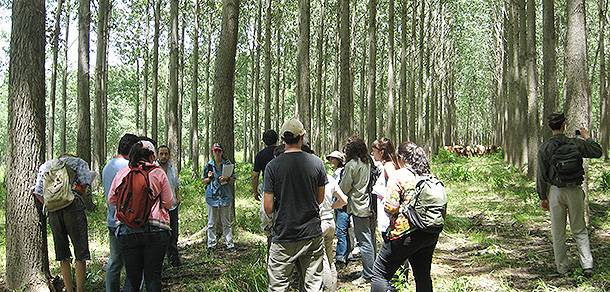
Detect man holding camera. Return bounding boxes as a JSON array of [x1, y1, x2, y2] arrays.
[[537, 113, 602, 277]]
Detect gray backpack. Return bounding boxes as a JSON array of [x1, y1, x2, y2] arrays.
[[401, 174, 447, 233]]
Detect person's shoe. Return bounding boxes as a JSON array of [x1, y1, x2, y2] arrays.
[[336, 261, 346, 270], [583, 269, 593, 277], [351, 277, 370, 286]]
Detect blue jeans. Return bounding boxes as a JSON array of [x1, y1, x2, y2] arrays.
[[106, 227, 135, 292], [371, 230, 439, 292], [334, 208, 351, 263], [352, 215, 376, 280], [118, 230, 170, 292], [166, 208, 180, 263]]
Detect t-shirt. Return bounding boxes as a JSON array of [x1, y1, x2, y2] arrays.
[[320, 174, 339, 220], [253, 145, 277, 177], [263, 151, 328, 243], [102, 157, 129, 228]]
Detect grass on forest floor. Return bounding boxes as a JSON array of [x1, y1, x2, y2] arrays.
[[1, 150, 610, 291]]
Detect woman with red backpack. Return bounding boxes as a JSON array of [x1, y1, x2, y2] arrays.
[[108, 140, 174, 292]]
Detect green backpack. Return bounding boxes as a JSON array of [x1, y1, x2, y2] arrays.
[[43, 160, 77, 212], [401, 174, 447, 233]]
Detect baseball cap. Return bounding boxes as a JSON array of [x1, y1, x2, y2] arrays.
[[140, 140, 156, 153], [280, 119, 306, 138], [212, 143, 223, 151]]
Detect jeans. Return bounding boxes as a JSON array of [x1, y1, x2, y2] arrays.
[[118, 230, 170, 292], [166, 208, 180, 263], [549, 185, 593, 273], [106, 227, 135, 292], [352, 215, 376, 280], [334, 208, 352, 263], [207, 204, 234, 249], [371, 230, 439, 292]]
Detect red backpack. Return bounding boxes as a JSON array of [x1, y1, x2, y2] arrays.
[[115, 164, 160, 228]]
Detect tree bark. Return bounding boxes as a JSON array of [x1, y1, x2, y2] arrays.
[[542, 0, 559, 141], [143, 0, 150, 136], [191, 0, 201, 176], [366, 0, 377, 147], [60, 4, 71, 154], [6, 0, 52, 289], [400, 1, 407, 143], [526, 0, 539, 179], [408, 1, 417, 142], [94, 0, 110, 173], [386, 0, 396, 143], [296, 0, 311, 135], [212, 0, 240, 162], [253, 0, 262, 154], [152, 0, 161, 143], [168, 0, 180, 170], [340, 0, 353, 145], [315, 0, 326, 154], [77, 0, 91, 164], [48, 0, 65, 160], [598, 0, 609, 160], [264, 0, 272, 131]]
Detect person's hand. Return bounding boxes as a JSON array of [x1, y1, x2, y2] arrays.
[[540, 200, 549, 211], [253, 190, 261, 201], [383, 198, 399, 215], [219, 176, 228, 182], [579, 127, 590, 139], [207, 171, 214, 178]]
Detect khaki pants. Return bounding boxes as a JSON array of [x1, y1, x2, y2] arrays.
[[549, 185, 593, 274], [268, 236, 324, 292], [321, 219, 337, 291]]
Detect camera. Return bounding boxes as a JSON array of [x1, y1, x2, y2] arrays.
[[575, 130, 581, 136]]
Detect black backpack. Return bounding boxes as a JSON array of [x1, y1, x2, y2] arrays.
[[550, 141, 584, 187], [366, 157, 382, 214]]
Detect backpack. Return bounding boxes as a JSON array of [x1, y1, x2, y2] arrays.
[[115, 165, 160, 229], [366, 157, 383, 214], [401, 174, 447, 233], [43, 160, 77, 212], [550, 141, 584, 187]]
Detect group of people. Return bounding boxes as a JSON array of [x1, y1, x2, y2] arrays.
[[31, 111, 601, 292], [253, 119, 442, 292]]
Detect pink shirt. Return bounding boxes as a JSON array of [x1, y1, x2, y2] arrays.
[[108, 163, 175, 230]]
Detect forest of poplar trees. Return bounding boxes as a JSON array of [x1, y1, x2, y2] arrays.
[[2, 0, 610, 289]]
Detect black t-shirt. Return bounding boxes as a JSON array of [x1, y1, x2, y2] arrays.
[[253, 146, 277, 177], [263, 151, 328, 243]]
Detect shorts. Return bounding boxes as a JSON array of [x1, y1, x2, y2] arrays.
[[48, 197, 90, 261]]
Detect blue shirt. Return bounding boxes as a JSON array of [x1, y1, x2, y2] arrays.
[[102, 157, 129, 228], [156, 162, 181, 211], [202, 159, 236, 207]]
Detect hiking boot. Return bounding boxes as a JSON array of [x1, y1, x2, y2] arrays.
[[583, 269, 593, 277]]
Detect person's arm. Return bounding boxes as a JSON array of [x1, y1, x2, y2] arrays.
[[175, 187, 181, 206], [157, 169, 175, 209], [576, 128, 603, 158], [251, 171, 261, 201], [202, 165, 213, 184], [338, 162, 354, 195], [536, 148, 550, 210], [331, 186, 348, 209], [264, 192, 275, 214], [317, 186, 325, 205]]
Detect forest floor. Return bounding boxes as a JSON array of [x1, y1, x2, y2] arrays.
[[1, 150, 610, 291]]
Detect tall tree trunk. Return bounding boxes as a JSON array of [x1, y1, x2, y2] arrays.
[[296, 0, 311, 134], [315, 0, 326, 154], [359, 33, 367, 139], [212, 0, 240, 162], [77, 0, 91, 164], [152, 0, 161, 143], [60, 4, 70, 154], [340, 0, 352, 145], [386, 0, 396, 142], [400, 1, 407, 143], [48, 0, 65, 160], [143, 0, 150, 136], [178, 10, 186, 173], [253, 0, 262, 154], [526, 0, 539, 179], [136, 59, 141, 133], [275, 23, 282, 131], [332, 7, 339, 150], [564, 0, 591, 220], [6, 0, 51, 289], [408, 1, 417, 142], [366, 0, 377, 147], [191, 0, 201, 176], [94, 0, 110, 173], [168, 0, 180, 170], [264, 0, 272, 131], [599, 0, 609, 160], [204, 21, 212, 162], [416, 0, 425, 146], [543, 0, 559, 141]]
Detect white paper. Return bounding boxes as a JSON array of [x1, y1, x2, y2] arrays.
[[220, 164, 234, 185]]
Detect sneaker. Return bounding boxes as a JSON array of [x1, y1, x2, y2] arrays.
[[351, 277, 371, 286], [583, 269, 593, 277]]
